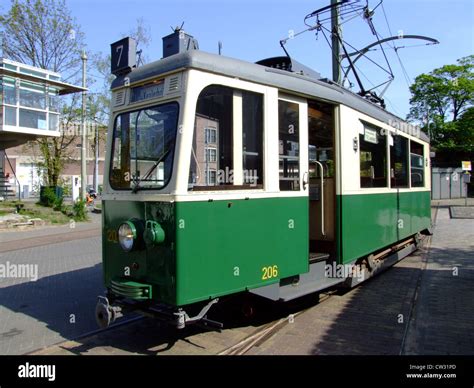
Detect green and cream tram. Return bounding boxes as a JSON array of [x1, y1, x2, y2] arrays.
[[95, 31, 431, 329]]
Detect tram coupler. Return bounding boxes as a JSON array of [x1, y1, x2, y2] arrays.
[[173, 298, 222, 330], [95, 296, 123, 329]]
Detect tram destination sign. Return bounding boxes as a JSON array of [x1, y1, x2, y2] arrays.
[[111, 37, 137, 76], [364, 127, 378, 144], [131, 80, 165, 103]]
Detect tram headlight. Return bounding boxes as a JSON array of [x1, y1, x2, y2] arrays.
[[118, 221, 136, 252]]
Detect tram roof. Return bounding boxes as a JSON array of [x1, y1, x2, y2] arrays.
[[111, 50, 429, 143]]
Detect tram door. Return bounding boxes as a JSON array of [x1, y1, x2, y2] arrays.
[[307, 100, 336, 257]]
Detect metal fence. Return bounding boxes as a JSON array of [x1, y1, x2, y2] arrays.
[[431, 167, 469, 199]]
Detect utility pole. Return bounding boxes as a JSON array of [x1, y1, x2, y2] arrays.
[[81, 50, 87, 201], [94, 123, 99, 192], [331, 0, 342, 84]]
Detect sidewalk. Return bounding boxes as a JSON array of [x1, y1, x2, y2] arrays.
[[0, 212, 101, 252], [248, 203, 474, 355], [403, 205, 474, 354]]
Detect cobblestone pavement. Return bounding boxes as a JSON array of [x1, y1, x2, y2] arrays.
[[247, 249, 426, 354], [403, 207, 474, 354], [247, 205, 474, 355]]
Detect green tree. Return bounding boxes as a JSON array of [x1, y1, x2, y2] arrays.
[[455, 107, 474, 153], [408, 55, 474, 153], [0, 0, 84, 74], [0, 0, 86, 187]]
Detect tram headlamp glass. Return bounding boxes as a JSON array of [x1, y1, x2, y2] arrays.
[[118, 222, 136, 252]]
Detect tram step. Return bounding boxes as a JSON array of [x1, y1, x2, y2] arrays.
[[279, 260, 342, 302], [309, 252, 330, 264], [250, 259, 343, 302]]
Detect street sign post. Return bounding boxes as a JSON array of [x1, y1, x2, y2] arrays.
[[461, 161, 471, 206]]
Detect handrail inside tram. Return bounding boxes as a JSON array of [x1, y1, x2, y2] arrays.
[[313, 160, 326, 237]]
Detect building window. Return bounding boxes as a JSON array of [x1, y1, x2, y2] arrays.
[[390, 134, 409, 188], [19, 81, 46, 110], [48, 113, 59, 131], [49, 91, 60, 112], [359, 124, 387, 188], [410, 140, 424, 188], [207, 169, 217, 185], [278, 100, 300, 191], [19, 109, 46, 130], [205, 147, 217, 162], [205, 127, 217, 144], [3, 78, 16, 105], [5, 106, 16, 126]]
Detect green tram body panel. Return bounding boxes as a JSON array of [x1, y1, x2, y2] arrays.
[[339, 190, 431, 264], [103, 197, 309, 306], [102, 191, 430, 306], [103, 200, 177, 305]]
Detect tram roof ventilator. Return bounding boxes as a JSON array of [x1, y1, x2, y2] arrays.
[[162, 28, 199, 59], [255, 56, 323, 82]]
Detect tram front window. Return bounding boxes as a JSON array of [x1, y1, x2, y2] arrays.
[[110, 102, 179, 190]]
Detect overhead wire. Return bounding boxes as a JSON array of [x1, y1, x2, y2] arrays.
[[353, 62, 402, 116], [381, 1, 412, 88], [293, 0, 425, 114]]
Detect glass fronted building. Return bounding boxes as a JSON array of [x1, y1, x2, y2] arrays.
[[0, 58, 63, 138], [0, 58, 85, 199], [0, 58, 84, 149]]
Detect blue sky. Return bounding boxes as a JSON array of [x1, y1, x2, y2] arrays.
[[67, 0, 473, 118]]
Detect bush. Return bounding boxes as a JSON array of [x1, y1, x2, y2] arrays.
[[40, 187, 57, 207], [57, 178, 72, 197], [73, 199, 88, 221], [53, 196, 64, 211]]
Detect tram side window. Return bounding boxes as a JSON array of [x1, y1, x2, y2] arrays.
[[189, 85, 264, 190], [410, 140, 424, 187], [242, 91, 264, 186], [279, 100, 300, 191], [359, 125, 387, 188], [390, 134, 409, 188]]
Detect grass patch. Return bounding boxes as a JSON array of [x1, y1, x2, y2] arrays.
[[0, 201, 22, 208], [20, 204, 71, 224], [1, 198, 89, 224]]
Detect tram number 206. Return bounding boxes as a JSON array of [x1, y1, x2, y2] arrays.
[[261, 265, 278, 280]]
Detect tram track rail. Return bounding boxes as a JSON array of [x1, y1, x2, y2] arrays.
[[398, 204, 437, 355], [219, 291, 337, 355], [26, 315, 145, 355]]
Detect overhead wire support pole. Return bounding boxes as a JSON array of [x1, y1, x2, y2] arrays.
[[336, 30, 366, 94], [81, 50, 88, 201], [331, 0, 342, 84]]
